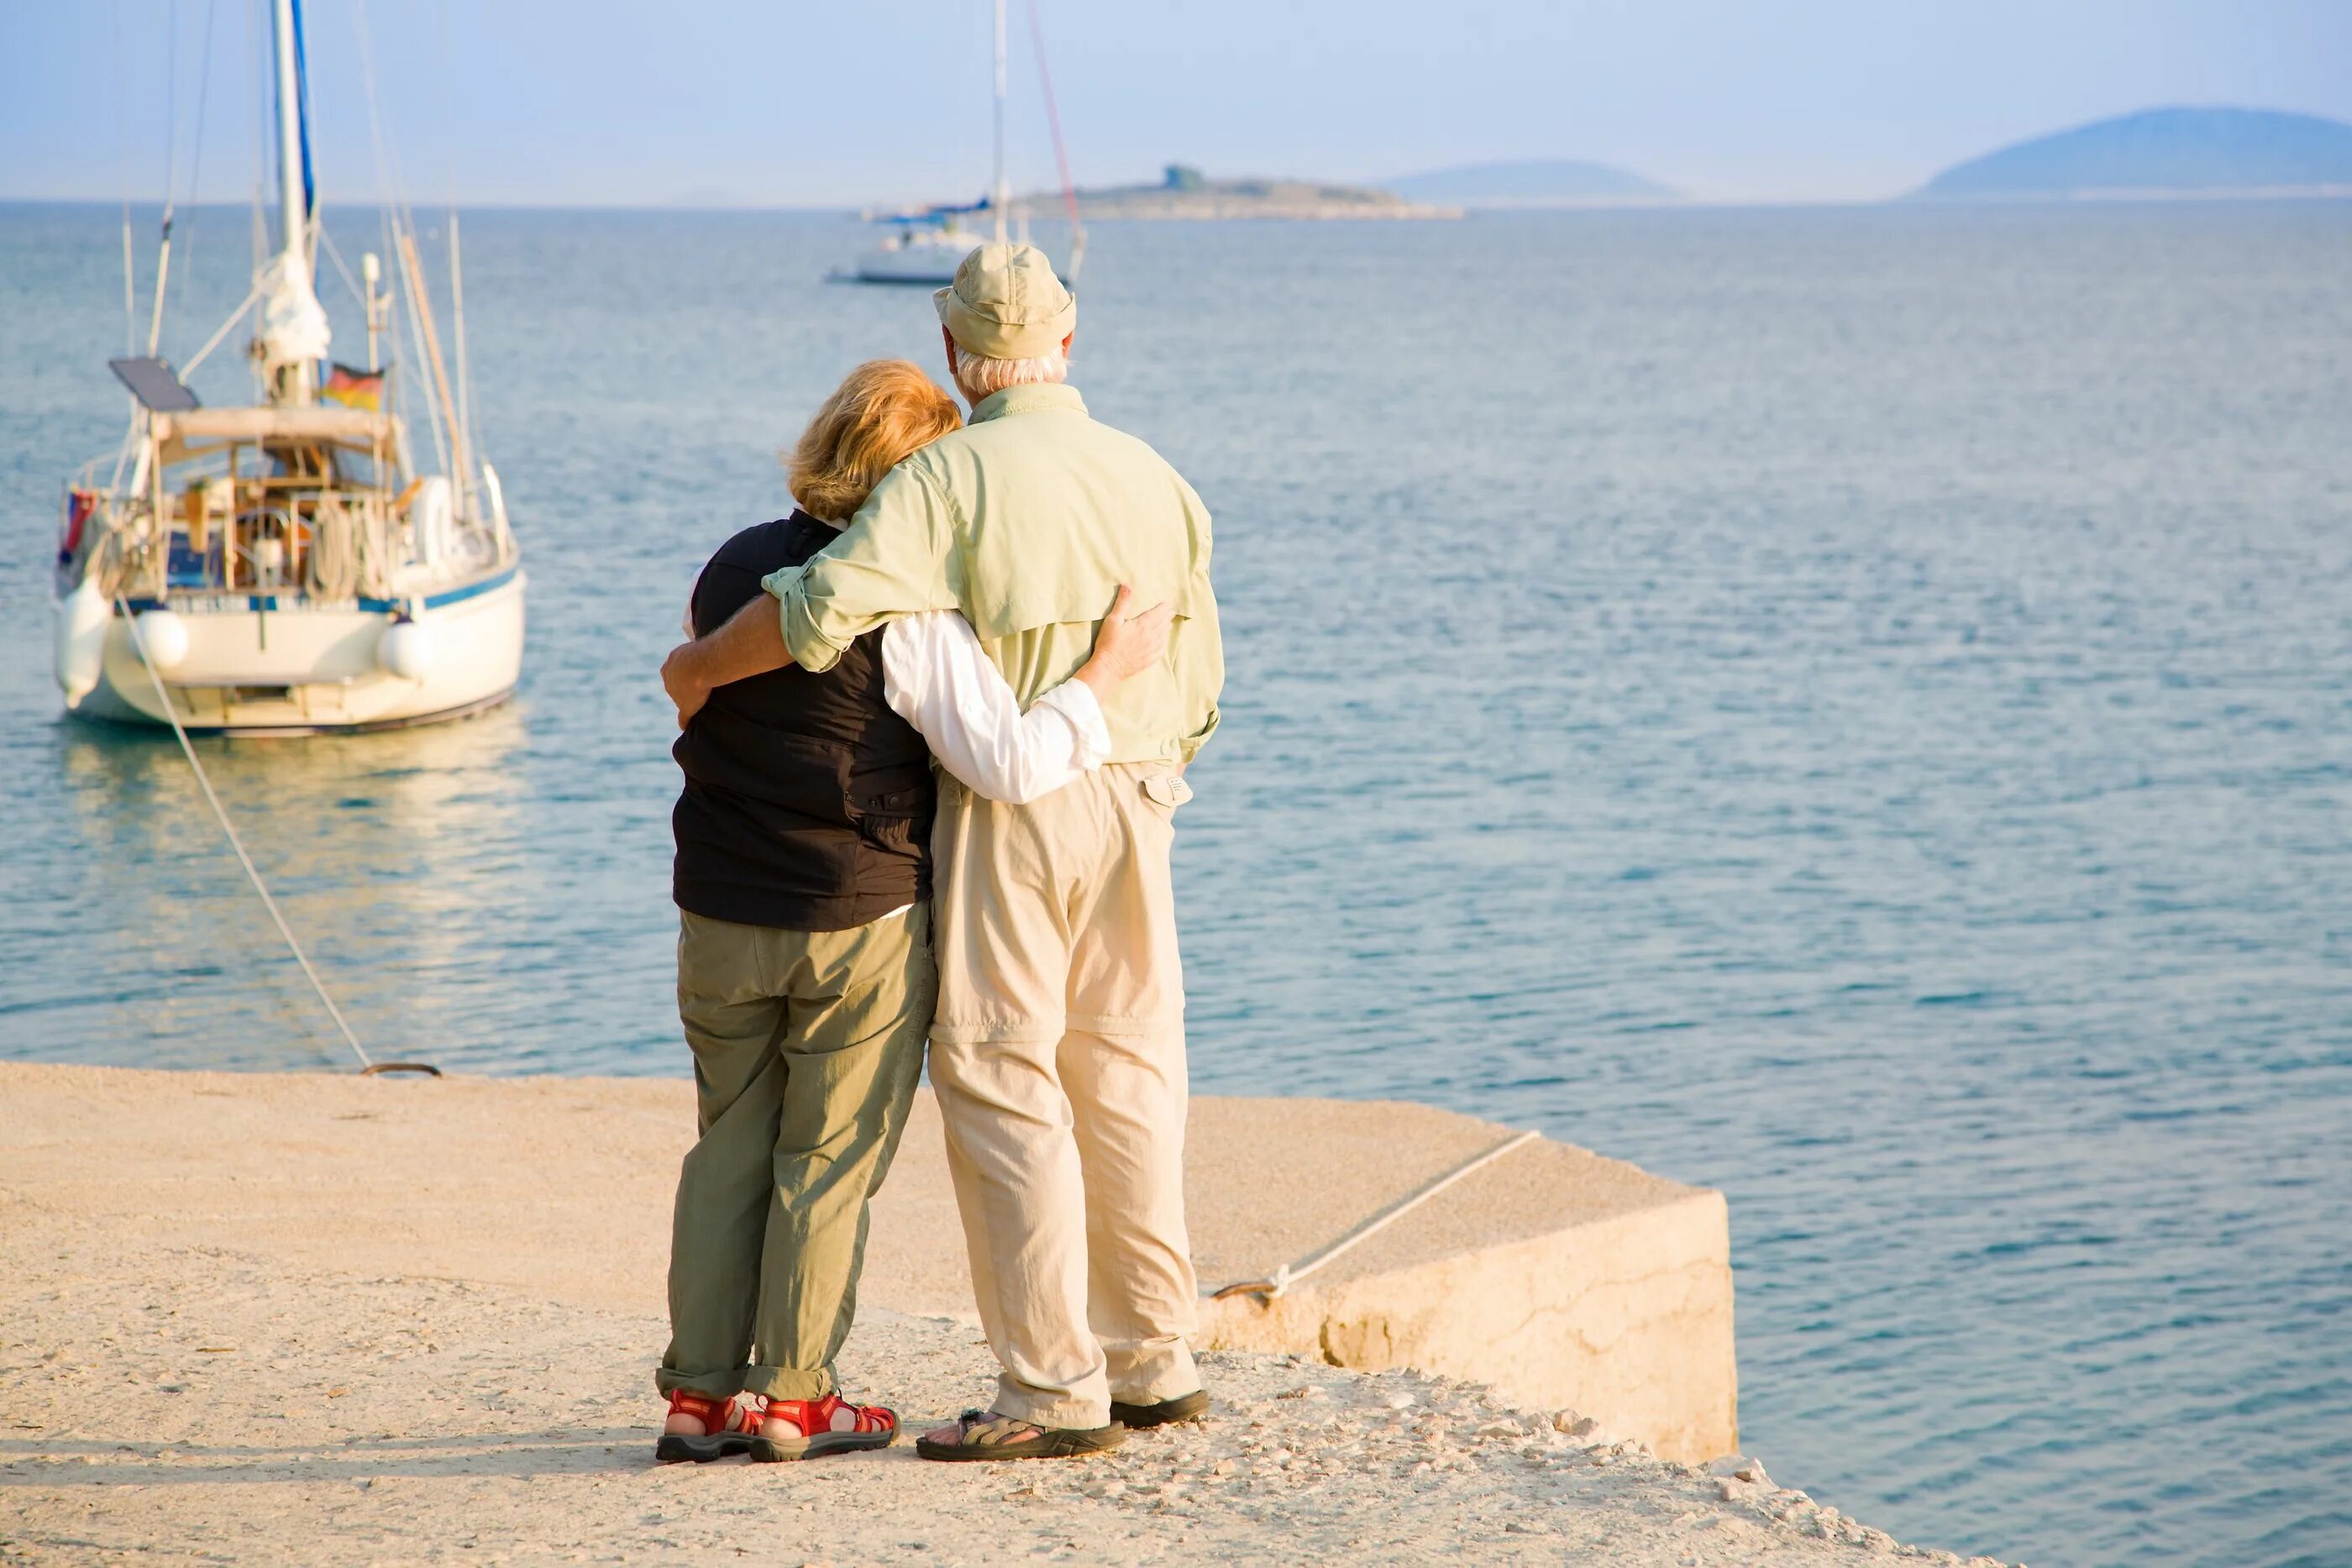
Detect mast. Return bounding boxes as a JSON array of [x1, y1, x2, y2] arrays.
[[267, 0, 316, 404], [991, 0, 1008, 244]]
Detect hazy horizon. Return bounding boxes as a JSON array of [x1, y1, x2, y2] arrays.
[[4, 2, 2349, 211]]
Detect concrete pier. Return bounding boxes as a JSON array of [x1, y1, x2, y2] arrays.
[[0, 1064, 1736, 1460], [1184, 1099, 1737, 1463]]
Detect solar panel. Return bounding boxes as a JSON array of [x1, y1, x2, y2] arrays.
[[108, 357, 202, 412]]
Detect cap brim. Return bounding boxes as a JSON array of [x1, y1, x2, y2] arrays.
[[936, 286, 1077, 360]]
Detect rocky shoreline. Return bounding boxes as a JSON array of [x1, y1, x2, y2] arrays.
[[1041, 167, 1458, 221]]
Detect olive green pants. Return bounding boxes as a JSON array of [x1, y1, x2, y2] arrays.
[[656, 905, 932, 1403]]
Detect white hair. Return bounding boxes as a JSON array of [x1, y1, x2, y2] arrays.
[[953, 349, 1068, 402]]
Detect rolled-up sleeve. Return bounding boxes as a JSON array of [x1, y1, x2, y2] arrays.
[[761, 462, 959, 673]]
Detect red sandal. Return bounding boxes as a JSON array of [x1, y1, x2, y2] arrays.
[[751, 1392, 898, 1463], [654, 1389, 764, 1464]]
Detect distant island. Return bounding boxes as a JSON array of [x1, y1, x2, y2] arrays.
[[1381, 159, 1678, 207], [1046, 165, 1457, 221], [1918, 106, 2352, 199]]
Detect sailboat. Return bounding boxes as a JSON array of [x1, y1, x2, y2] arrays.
[[53, 0, 525, 737], [848, 0, 1085, 287]]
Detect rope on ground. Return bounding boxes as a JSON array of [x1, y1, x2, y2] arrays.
[[116, 598, 437, 1078], [1211, 1127, 1541, 1301]]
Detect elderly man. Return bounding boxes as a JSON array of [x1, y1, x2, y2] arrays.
[[661, 244, 1223, 1461]]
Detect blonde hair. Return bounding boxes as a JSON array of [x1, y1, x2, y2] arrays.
[[788, 359, 963, 522], [953, 348, 1069, 403]]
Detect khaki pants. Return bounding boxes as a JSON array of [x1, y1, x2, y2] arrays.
[[929, 762, 1200, 1430], [658, 905, 932, 1402]]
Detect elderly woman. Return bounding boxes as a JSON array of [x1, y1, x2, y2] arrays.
[[656, 359, 1171, 1463]]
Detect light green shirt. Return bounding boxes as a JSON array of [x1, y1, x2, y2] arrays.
[[763, 383, 1223, 766]]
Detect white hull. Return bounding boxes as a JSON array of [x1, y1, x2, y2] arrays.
[[66, 568, 526, 735], [59, 0, 528, 742], [851, 241, 1074, 286], [853, 233, 972, 286]]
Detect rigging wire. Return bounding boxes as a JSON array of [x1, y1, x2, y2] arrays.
[[106, 0, 140, 496], [113, 0, 135, 358], [351, 0, 407, 394], [1024, 0, 1087, 284], [249, 0, 270, 326], [143, 0, 179, 359], [178, 279, 265, 377], [449, 213, 475, 511], [162, 1, 178, 201], [171, 0, 223, 359], [434, 0, 480, 497], [353, 0, 451, 484], [317, 226, 368, 309]]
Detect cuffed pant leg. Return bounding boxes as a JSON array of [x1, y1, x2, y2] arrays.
[[1058, 765, 1198, 1404], [743, 907, 934, 1403], [1062, 1022, 1199, 1405], [658, 914, 788, 1399], [930, 1029, 1110, 1430]]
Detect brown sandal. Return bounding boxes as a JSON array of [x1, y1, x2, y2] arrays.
[[915, 1408, 1126, 1462], [1110, 1389, 1210, 1429]]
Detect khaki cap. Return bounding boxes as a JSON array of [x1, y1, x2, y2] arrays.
[[933, 242, 1076, 359]]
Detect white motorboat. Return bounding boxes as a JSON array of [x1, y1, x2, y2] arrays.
[[54, 0, 523, 737], [852, 206, 992, 287], [845, 0, 1085, 288]]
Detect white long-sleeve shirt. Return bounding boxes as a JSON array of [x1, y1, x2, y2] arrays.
[[879, 610, 1110, 804], [681, 595, 1108, 805]]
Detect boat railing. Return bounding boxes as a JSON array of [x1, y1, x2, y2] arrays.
[[69, 441, 506, 606]]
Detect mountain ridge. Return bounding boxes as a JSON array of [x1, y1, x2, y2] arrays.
[[1919, 106, 2352, 198]]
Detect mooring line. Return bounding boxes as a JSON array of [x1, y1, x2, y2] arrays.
[[1211, 1126, 1542, 1301], [117, 598, 434, 1077]]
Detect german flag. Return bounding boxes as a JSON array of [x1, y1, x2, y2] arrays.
[[322, 363, 386, 411]]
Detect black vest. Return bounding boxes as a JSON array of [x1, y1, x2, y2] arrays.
[[670, 512, 935, 931]]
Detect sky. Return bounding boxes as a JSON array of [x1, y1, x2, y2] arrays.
[[3, 1, 2349, 208]]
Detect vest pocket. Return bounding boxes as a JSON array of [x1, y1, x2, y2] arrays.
[[680, 726, 854, 825], [849, 758, 937, 847]]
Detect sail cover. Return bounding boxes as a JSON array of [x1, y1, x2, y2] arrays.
[[257, 251, 332, 374]]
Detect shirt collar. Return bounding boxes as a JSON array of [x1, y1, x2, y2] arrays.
[[969, 383, 1088, 424]]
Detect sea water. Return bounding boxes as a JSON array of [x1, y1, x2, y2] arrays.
[[2, 200, 2347, 1567]]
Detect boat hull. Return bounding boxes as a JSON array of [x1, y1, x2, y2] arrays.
[[65, 568, 527, 736], [852, 249, 965, 286]]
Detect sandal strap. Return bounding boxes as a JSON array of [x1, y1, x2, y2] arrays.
[[842, 1395, 895, 1434], [666, 1389, 724, 1421], [665, 1389, 761, 1435], [772, 1393, 896, 1435], [950, 1409, 1041, 1445]]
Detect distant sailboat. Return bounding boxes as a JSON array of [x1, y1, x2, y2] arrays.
[[848, 0, 1085, 287], [54, 0, 525, 736]]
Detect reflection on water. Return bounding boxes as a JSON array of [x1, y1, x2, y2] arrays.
[[43, 706, 537, 1070]]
